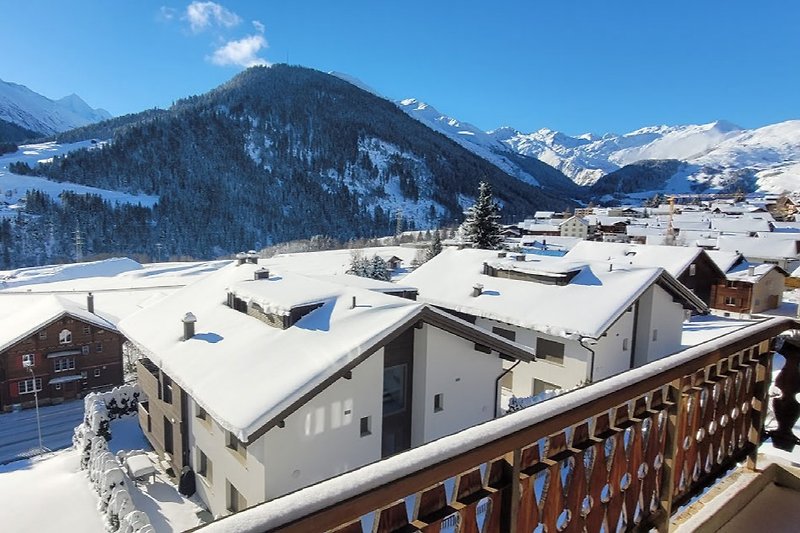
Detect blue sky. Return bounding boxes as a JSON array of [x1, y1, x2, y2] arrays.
[[1, 0, 797, 135]]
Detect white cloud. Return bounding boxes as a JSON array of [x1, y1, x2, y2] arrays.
[[186, 1, 241, 33], [252, 20, 265, 34], [209, 34, 270, 68], [158, 6, 177, 22]]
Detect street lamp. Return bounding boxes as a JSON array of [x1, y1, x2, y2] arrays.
[[23, 358, 45, 454]]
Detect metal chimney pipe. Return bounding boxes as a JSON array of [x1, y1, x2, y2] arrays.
[[182, 312, 197, 340], [472, 283, 484, 297], [87, 292, 94, 314], [747, 265, 756, 277]]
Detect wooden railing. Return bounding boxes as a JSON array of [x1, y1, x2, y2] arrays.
[[198, 317, 798, 533]]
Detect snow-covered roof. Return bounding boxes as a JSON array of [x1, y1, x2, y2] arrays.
[[717, 236, 799, 259], [563, 241, 713, 278], [705, 250, 744, 274], [0, 294, 117, 354], [533, 211, 556, 219], [726, 262, 786, 283], [402, 248, 705, 340], [308, 274, 417, 294], [711, 217, 772, 234], [119, 262, 532, 442]]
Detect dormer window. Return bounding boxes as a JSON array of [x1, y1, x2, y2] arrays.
[[59, 329, 72, 345]]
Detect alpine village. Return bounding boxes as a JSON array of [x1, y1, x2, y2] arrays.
[[1, 3, 799, 533]]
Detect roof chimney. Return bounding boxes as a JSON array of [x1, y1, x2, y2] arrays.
[[515, 254, 526, 262], [608, 263, 614, 272], [351, 296, 357, 309], [747, 265, 756, 277], [472, 283, 484, 297], [182, 312, 197, 340], [246, 250, 259, 264], [254, 268, 270, 281], [235, 252, 247, 266], [87, 292, 94, 314], [497, 251, 507, 258]]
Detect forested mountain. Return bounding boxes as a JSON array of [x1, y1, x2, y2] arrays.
[[589, 160, 684, 197], [2, 65, 573, 268], [0, 117, 42, 145]]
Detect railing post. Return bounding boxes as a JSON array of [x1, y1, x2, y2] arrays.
[[654, 379, 686, 533], [747, 347, 773, 471], [509, 447, 522, 533]]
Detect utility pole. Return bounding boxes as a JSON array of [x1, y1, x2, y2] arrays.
[[23, 360, 45, 454], [74, 223, 84, 262]]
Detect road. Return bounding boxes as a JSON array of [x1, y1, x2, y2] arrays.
[[0, 399, 85, 464]]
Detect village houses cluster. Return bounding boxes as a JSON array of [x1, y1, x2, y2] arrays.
[[1, 194, 798, 520]]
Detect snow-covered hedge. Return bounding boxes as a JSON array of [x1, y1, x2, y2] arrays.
[[507, 388, 565, 413], [82, 384, 143, 440], [73, 384, 154, 532]]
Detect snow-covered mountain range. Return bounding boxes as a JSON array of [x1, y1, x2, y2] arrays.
[[0, 79, 112, 136], [395, 92, 799, 195]]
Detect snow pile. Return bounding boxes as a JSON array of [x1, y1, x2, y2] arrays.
[[507, 388, 566, 412]]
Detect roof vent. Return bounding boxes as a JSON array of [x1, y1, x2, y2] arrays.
[[608, 263, 614, 272], [254, 268, 270, 281], [747, 265, 756, 277], [472, 283, 484, 297], [182, 312, 197, 340], [515, 254, 526, 262], [497, 251, 507, 258], [87, 292, 94, 314]]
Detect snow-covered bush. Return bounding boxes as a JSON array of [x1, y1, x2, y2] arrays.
[[507, 388, 565, 413], [73, 383, 154, 532]]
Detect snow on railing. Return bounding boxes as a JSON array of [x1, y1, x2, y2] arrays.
[[73, 384, 154, 533]]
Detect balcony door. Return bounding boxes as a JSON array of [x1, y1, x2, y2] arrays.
[[381, 328, 414, 458]]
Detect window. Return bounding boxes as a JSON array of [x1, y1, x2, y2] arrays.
[[536, 338, 565, 365], [473, 343, 491, 354], [19, 378, 42, 394], [22, 353, 35, 368], [492, 326, 516, 342], [83, 325, 90, 335], [360, 416, 372, 437], [82, 345, 90, 355], [59, 329, 72, 345], [97, 329, 105, 335], [227, 481, 247, 513], [55, 383, 62, 391], [689, 264, 696, 276], [227, 432, 247, 457], [434, 393, 444, 412], [81, 371, 88, 379], [726, 280, 736, 288], [38, 331, 47, 340], [383, 364, 407, 415], [95, 342, 103, 353], [725, 296, 737, 306], [163, 416, 174, 454], [54, 357, 75, 372], [162, 374, 173, 404], [623, 338, 629, 351], [94, 368, 101, 378], [196, 404, 208, 421], [533, 378, 559, 395], [652, 329, 658, 342], [197, 449, 212, 482]]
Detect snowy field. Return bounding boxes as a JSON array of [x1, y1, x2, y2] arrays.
[[0, 140, 158, 218], [0, 399, 85, 464], [0, 415, 203, 532]]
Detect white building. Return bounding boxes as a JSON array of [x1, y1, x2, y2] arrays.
[[559, 215, 592, 239], [120, 261, 533, 516], [402, 249, 707, 399]]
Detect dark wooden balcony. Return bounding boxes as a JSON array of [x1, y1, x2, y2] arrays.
[[194, 316, 799, 533]]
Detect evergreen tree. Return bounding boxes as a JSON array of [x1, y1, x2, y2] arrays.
[[426, 230, 443, 261], [369, 255, 391, 281], [459, 181, 503, 249]]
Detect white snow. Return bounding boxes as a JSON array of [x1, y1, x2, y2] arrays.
[[0, 141, 159, 215], [0, 449, 108, 533], [563, 240, 706, 278]]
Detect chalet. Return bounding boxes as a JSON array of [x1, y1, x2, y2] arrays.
[[120, 261, 533, 516], [716, 235, 800, 271], [402, 248, 707, 399], [706, 251, 788, 316], [564, 241, 727, 307], [0, 294, 124, 412], [558, 215, 593, 240]]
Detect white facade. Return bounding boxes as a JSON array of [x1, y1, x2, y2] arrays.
[[559, 216, 590, 240], [484, 283, 686, 400], [189, 323, 504, 517]]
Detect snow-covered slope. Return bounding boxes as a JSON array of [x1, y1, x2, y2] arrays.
[[495, 119, 800, 193], [398, 98, 541, 186], [0, 79, 112, 135]]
